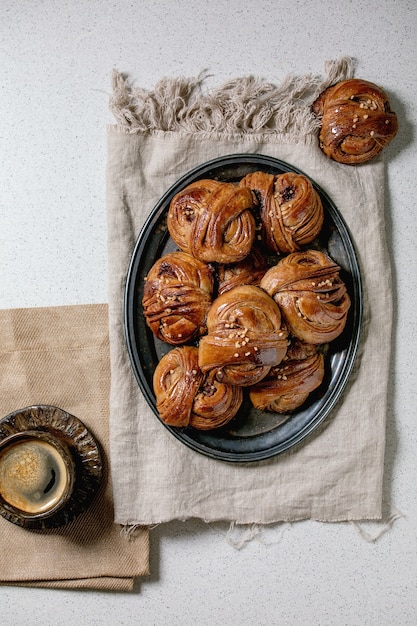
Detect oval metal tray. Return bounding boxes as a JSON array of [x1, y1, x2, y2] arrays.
[[124, 154, 363, 462]]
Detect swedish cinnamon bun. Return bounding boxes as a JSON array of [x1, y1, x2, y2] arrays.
[[312, 78, 398, 164], [260, 250, 350, 344], [153, 346, 242, 430], [217, 246, 268, 295], [198, 285, 289, 386], [240, 170, 324, 254], [167, 179, 256, 264], [142, 251, 214, 345], [249, 340, 325, 413]]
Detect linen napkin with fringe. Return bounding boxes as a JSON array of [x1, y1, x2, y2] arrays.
[[106, 58, 393, 527], [0, 303, 149, 591]]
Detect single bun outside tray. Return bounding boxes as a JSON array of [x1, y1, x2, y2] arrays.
[[312, 78, 398, 164]]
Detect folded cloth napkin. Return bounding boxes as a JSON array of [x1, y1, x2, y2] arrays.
[[0, 304, 149, 591], [106, 58, 393, 526]]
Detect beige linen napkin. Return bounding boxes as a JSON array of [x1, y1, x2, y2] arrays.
[[107, 58, 392, 526], [0, 303, 149, 590]]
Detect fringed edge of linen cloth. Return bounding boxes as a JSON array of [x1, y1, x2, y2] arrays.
[[217, 502, 405, 548], [109, 56, 354, 137], [351, 502, 405, 543], [121, 503, 405, 550], [209, 502, 405, 549]]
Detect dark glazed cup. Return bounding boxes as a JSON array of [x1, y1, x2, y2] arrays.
[[0, 430, 75, 526]]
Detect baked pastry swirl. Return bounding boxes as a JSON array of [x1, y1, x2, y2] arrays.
[[217, 246, 268, 295], [142, 251, 214, 345], [240, 170, 324, 254], [190, 368, 243, 430], [167, 179, 256, 264], [249, 340, 325, 413], [260, 250, 351, 344], [198, 285, 289, 386], [312, 78, 398, 164], [153, 346, 242, 429]]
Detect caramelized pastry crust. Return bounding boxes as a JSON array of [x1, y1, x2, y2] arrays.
[[217, 246, 268, 295], [153, 346, 204, 427], [142, 251, 214, 345], [167, 179, 256, 264], [153, 346, 242, 429], [240, 170, 324, 254], [312, 78, 398, 164], [190, 369, 243, 430], [249, 340, 325, 413], [260, 250, 351, 344], [198, 285, 289, 386]]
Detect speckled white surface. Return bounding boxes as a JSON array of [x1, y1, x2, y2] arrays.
[[1, 0, 417, 624]]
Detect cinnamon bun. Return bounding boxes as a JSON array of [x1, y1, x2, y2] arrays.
[[190, 368, 243, 430], [217, 246, 268, 295], [142, 251, 214, 345], [240, 170, 324, 254], [153, 346, 204, 427], [249, 340, 325, 413], [312, 78, 398, 164], [153, 346, 242, 429], [260, 250, 351, 344], [198, 285, 289, 386], [167, 179, 256, 264]]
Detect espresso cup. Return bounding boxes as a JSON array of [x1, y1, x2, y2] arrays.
[[0, 430, 75, 523]]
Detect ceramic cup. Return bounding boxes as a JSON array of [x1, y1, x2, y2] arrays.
[[0, 430, 75, 523]]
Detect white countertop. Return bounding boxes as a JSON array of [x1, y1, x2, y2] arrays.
[[1, 1, 416, 624]]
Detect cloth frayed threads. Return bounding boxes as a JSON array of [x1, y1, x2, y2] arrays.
[[119, 524, 148, 540], [216, 504, 404, 549], [351, 504, 405, 542], [118, 503, 403, 547], [110, 57, 354, 138], [225, 521, 292, 550]]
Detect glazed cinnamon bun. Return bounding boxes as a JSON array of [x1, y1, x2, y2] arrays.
[[217, 246, 268, 295], [153, 346, 204, 427], [142, 251, 214, 345], [260, 250, 351, 344], [190, 368, 243, 430], [198, 285, 289, 386], [240, 170, 324, 254], [167, 179, 256, 264], [312, 78, 398, 164], [153, 346, 242, 429], [249, 340, 325, 413]]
